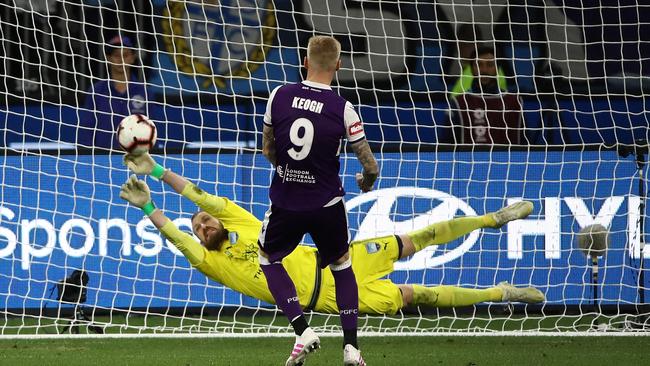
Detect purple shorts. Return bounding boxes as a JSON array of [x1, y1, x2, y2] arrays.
[[258, 200, 350, 268]]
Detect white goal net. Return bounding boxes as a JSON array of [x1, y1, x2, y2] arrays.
[[1, 0, 649, 336]]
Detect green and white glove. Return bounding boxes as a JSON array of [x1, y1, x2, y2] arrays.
[[123, 152, 167, 180], [119, 175, 156, 215]]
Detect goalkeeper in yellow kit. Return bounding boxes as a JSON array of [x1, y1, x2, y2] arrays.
[[119, 152, 544, 315]]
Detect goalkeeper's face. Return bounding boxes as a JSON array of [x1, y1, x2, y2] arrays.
[[191, 211, 228, 251]]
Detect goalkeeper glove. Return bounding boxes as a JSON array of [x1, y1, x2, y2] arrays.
[[120, 175, 156, 216], [123, 152, 168, 181]]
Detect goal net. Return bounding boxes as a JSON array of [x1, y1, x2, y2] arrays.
[[1, 0, 649, 336]]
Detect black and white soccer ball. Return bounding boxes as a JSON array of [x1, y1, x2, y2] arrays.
[[116, 114, 157, 153]]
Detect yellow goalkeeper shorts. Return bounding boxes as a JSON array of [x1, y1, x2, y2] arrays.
[[313, 235, 404, 315], [350, 235, 401, 283], [352, 235, 403, 315], [358, 278, 403, 315]]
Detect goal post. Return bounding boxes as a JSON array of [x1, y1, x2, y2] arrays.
[[1, 0, 649, 335]]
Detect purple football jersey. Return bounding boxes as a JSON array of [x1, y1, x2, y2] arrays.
[[264, 81, 365, 211]]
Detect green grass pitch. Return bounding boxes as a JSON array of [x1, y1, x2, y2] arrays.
[[1, 336, 648, 366], [2, 313, 648, 365]]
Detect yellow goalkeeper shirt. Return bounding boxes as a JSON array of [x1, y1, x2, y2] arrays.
[[159, 183, 321, 308]]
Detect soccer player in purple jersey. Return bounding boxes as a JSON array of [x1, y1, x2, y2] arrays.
[[259, 36, 378, 366]]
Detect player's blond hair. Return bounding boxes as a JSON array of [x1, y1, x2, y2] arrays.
[[307, 36, 341, 71]]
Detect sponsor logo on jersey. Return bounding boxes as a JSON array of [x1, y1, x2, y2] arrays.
[[346, 187, 479, 270], [130, 95, 145, 111], [365, 242, 381, 254], [161, 0, 276, 90]]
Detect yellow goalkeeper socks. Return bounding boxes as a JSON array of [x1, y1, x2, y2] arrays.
[[411, 285, 503, 307], [408, 215, 494, 252]]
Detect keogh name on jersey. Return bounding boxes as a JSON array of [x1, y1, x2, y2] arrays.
[[291, 97, 324, 114]]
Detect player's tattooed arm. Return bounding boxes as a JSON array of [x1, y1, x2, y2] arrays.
[[351, 139, 378, 192], [262, 125, 277, 166]]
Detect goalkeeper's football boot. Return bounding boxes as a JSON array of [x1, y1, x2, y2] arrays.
[[343, 344, 366, 366], [498, 281, 545, 303], [490, 201, 534, 228], [285, 327, 320, 366]]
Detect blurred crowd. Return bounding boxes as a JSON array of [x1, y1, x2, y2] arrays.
[[2, 0, 647, 149]]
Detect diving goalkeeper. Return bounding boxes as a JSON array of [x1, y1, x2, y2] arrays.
[[119, 153, 544, 315]]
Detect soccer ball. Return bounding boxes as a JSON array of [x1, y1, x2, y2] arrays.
[[116, 114, 157, 153]]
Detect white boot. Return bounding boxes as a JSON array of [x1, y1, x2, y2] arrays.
[[498, 281, 545, 303], [491, 201, 534, 228], [285, 327, 320, 366], [343, 344, 366, 366]]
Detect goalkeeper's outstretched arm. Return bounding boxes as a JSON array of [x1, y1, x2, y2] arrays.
[[119, 175, 206, 266], [123, 152, 227, 216], [124, 152, 189, 194]]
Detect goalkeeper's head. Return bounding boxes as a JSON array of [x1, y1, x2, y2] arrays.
[[191, 211, 228, 251], [305, 35, 341, 73]]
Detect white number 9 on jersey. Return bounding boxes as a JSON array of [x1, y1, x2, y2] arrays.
[[287, 118, 314, 160]]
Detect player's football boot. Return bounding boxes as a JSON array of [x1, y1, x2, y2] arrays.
[[285, 327, 320, 366], [490, 201, 534, 228], [343, 344, 366, 366], [498, 281, 545, 303]]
